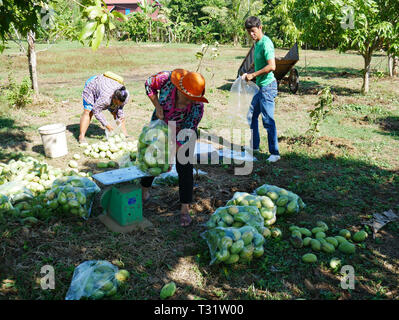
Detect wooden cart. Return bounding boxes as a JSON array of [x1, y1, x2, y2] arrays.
[[237, 43, 300, 94]]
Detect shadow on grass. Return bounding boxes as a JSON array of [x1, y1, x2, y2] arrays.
[[217, 79, 237, 92], [377, 116, 399, 140], [0, 117, 31, 152], [1, 145, 398, 300], [297, 66, 362, 79], [66, 123, 105, 142]]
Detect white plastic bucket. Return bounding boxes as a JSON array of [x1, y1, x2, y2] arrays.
[[38, 123, 68, 158]]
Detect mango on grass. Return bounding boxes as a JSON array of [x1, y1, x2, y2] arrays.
[[302, 253, 317, 263], [326, 237, 339, 248], [338, 241, 356, 255], [329, 257, 342, 269], [315, 231, 326, 240], [225, 254, 240, 264], [352, 231, 368, 243], [339, 229, 351, 240], [303, 237, 312, 247], [334, 235, 347, 245], [299, 228, 312, 237], [271, 227, 282, 239], [310, 239, 321, 252], [316, 221, 329, 232], [321, 242, 335, 254], [115, 269, 130, 283]]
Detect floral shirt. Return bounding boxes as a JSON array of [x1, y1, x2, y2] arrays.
[[145, 71, 204, 146], [82, 74, 129, 127]]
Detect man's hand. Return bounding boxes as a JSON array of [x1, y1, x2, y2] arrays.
[[106, 124, 114, 132], [245, 73, 255, 82]]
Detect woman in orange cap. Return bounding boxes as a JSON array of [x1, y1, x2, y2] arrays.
[[140, 69, 208, 227]]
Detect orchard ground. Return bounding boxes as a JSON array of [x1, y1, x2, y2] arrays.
[[0, 41, 398, 300]]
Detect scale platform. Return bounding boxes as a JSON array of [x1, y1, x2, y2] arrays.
[[92, 165, 152, 232]]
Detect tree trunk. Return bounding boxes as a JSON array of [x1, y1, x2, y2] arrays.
[[394, 56, 398, 77], [388, 53, 394, 77], [27, 30, 39, 94], [233, 34, 239, 46], [362, 52, 372, 94]]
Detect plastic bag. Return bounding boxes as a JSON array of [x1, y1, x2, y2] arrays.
[[227, 76, 259, 126], [254, 184, 306, 217], [137, 119, 171, 176], [105, 119, 123, 140], [200, 225, 266, 266], [65, 260, 119, 300], [45, 176, 101, 219], [205, 205, 265, 234], [0, 181, 34, 204], [226, 192, 277, 227]]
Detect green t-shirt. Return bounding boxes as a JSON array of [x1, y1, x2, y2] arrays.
[[254, 35, 276, 87]]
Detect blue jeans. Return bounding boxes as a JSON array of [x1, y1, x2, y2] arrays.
[[247, 80, 279, 155], [82, 76, 97, 111]]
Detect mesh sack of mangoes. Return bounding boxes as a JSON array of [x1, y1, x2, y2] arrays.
[[137, 119, 171, 177], [201, 225, 267, 265], [254, 184, 306, 217], [45, 176, 101, 219], [65, 260, 130, 300]]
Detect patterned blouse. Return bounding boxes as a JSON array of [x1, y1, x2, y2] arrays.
[[82, 74, 129, 127], [145, 71, 204, 146]]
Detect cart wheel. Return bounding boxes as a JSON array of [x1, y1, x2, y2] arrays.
[[288, 68, 299, 94]]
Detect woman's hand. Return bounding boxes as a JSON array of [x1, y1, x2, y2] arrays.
[[156, 107, 164, 120]]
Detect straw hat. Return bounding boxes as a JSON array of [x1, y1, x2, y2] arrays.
[[171, 69, 209, 103]]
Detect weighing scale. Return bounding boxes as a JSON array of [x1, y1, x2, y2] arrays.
[[92, 166, 153, 233]]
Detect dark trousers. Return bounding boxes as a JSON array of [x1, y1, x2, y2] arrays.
[[140, 155, 194, 204]]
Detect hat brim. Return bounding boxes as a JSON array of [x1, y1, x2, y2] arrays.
[[171, 69, 209, 104]]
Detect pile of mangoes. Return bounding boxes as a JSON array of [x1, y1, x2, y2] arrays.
[[288, 222, 368, 263]]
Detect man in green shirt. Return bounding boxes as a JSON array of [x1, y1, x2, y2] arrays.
[[243, 16, 280, 162]]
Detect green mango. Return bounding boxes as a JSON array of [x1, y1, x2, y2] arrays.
[[266, 191, 279, 201], [276, 206, 286, 215], [220, 236, 233, 249], [315, 232, 326, 240], [326, 237, 339, 248], [90, 290, 105, 300], [160, 282, 176, 299], [334, 235, 347, 245], [271, 227, 282, 239], [286, 200, 299, 214], [338, 242, 356, 255], [216, 249, 230, 263], [352, 231, 368, 243], [260, 196, 275, 209], [253, 246, 264, 258], [225, 254, 240, 264], [234, 212, 251, 223], [256, 186, 268, 196], [310, 239, 321, 252], [276, 196, 289, 207], [289, 225, 300, 232], [329, 257, 342, 269], [231, 229, 242, 241], [239, 244, 254, 260], [253, 233, 265, 247], [316, 221, 329, 232], [260, 208, 274, 220], [227, 206, 239, 215], [232, 222, 244, 228], [241, 231, 254, 246], [148, 167, 162, 176], [339, 229, 351, 240], [221, 213, 234, 225], [312, 227, 324, 234], [262, 227, 271, 238], [302, 253, 317, 263], [303, 237, 312, 247], [321, 242, 335, 254], [299, 228, 312, 237], [230, 240, 244, 254], [290, 235, 303, 248], [291, 230, 302, 239]]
